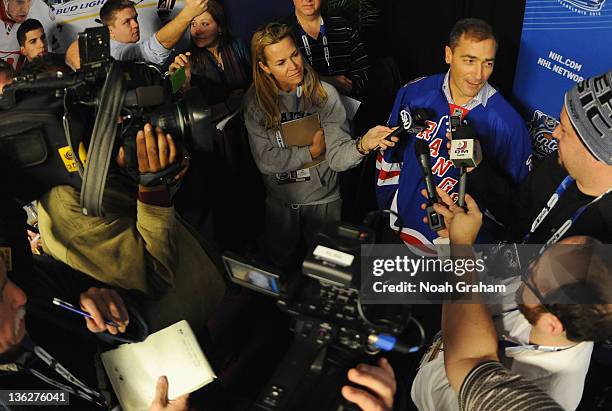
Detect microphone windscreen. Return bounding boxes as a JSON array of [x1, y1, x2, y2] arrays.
[[453, 124, 477, 140], [413, 108, 432, 123], [414, 138, 430, 156]]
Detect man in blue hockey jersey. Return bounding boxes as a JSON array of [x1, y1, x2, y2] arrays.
[[376, 18, 532, 247]]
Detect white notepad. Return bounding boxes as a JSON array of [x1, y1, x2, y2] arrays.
[[101, 320, 216, 411]]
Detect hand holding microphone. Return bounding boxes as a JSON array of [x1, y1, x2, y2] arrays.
[[357, 125, 398, 155], [371, 108, 433, 151]]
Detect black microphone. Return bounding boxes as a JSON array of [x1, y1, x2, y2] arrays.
[[383, 107, 431, 142], [415, 139, 445, 231], [415, 139, 437, 202], [374, 108, 431, 151]]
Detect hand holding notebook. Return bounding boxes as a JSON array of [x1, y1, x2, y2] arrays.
[[280, 113, 325, 169], [102, 320, 215, 411]]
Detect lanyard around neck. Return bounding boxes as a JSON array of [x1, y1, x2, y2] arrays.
[[523, 175, 612, 248], [300, 17, 330, 71], [275, 86, 304, 148]]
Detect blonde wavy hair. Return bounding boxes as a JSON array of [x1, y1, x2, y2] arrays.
[[251, 23, 327, 129]]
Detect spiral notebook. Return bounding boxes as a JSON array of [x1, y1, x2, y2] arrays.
[[101, 320, 215, 411]]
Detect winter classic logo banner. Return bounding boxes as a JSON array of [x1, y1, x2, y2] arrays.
[[512, 0, 612, 160]]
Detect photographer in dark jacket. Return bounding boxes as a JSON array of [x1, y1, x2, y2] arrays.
[[466, 70, 612, 245]]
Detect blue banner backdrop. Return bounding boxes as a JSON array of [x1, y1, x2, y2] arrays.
[[512, 0, 612, 160]]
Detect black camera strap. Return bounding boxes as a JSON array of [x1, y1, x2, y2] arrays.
[[80, 62, 125, 217]]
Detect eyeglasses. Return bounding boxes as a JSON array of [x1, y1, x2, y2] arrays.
[[519, 261, 568, 320], [519, 262, 548, 306]]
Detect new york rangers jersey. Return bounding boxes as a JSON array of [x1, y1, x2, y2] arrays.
[[376, 74, 532, 246]]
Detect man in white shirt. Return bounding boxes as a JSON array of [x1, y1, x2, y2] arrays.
[[412, 299, 594, 410], [411, 188, 612, 410], [98, 0, 207, 66]]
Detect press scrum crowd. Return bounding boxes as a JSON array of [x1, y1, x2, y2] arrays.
[[0, 0, 611, 410]]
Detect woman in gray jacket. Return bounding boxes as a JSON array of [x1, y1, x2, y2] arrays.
[[244, 22, 396, 267]]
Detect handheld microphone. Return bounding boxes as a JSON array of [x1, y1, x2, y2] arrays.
[[387, 107, 431, 139], [449, 124, 478, 168], [415, 139, 445, 231], [449, 124, 478, 207], [375, 108, 432, 150]]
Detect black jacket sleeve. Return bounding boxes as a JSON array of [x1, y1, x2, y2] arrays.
[[468, 153, 565, 242], [467, 159, 531, 227]]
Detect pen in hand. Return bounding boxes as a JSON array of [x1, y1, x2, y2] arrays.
[[52, 297, 121, 328]]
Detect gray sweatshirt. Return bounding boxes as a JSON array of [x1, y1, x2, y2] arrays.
[[244, 81, 364, 205]]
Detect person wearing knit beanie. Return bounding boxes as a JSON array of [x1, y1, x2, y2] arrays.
[[564, 70, 612, 165]]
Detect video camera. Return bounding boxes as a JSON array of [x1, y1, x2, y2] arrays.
[[223, 218, 417, 410], [0, 26, 215, 216]]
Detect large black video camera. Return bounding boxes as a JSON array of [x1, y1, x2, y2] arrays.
[[223, 219, 416, 410], [0, 26, 215, 216]]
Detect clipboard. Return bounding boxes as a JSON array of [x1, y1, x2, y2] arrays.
[[280, 114, 325, 169]]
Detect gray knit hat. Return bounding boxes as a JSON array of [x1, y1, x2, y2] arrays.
[[564, 70, 612, 165]]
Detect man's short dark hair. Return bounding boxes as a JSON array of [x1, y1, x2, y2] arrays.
[[0, 60, 15, 79], [449, 18, 497, 50], [16, 19, 44, 47], [99, 0, 136, 26]]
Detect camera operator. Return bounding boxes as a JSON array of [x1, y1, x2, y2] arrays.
[[0, 59, 14, 94], [36, 123, 226, 333], [464, 69, 612, 244], [65, 0, 209, 67]]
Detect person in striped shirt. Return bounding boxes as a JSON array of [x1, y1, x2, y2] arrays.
[[282, 0, 370, 99]]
